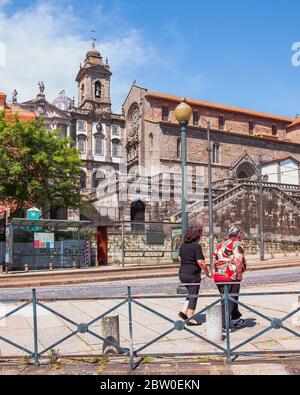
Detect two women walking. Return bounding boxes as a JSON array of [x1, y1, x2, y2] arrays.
[[178, 224, 246, 330]]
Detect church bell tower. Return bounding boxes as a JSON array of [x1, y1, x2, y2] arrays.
[[75, 43, 112, 113]]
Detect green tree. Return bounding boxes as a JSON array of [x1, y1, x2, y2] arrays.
[[0, 112, 83, 216]]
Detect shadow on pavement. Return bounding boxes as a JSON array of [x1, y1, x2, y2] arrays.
[[244, 318, 257, 328]]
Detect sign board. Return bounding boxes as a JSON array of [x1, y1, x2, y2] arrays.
[[34, 233, 54, 249], [171, 228, 182, 261], [146, 230, 165, 245]]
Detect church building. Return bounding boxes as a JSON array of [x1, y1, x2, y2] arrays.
[[8, 43, 300, 241]]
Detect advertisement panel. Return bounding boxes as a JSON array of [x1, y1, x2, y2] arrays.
[[34, 233, 54, 249]]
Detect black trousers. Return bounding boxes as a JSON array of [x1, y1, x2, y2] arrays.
[[179, 273, 201, 310], [216, 283, 242, 327]]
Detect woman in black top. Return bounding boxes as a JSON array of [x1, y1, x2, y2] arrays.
[[178, 225, 212, 326]]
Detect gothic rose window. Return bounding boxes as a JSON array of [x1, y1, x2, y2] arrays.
[[128, 103, 140, 139]]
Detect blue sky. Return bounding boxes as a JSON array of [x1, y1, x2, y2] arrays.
[[1, 0, 300, 116]]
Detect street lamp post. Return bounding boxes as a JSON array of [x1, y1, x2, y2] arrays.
[[207, 122, 214, 269], [259, 155, 265, 261], [175, 98, 193, 237]]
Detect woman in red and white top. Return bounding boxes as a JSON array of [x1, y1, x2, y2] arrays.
[[213, 226, 247, 331]]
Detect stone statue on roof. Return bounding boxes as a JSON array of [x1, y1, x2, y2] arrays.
[[12, 89, 18, 103], [38, 81, 45, 94]]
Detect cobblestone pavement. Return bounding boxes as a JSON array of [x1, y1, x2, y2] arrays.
[[0, 267, 299, 300]]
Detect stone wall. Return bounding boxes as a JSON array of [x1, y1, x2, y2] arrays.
[[104, 230, 300, 266], [107, 230, 173, 265]]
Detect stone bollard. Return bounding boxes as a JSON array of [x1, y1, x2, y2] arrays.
[[49, 262, 53, 271], [206, 304, 222, 342], [101, 316, 121, 355], [24, 264, 29, 272], [0, 265, 3, 274]]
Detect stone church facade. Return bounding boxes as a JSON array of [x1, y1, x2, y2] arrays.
[[19, 44, 125, 222], [118, 86, 300, 241], [10, 43, 300, 241]]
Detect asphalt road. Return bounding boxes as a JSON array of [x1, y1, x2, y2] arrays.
[[0, 267, 299, 300]]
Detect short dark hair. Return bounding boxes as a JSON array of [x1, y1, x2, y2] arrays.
[[184, 225, 203, 243]]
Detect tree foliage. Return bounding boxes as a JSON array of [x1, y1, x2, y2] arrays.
[[0, 112, 83, 215]]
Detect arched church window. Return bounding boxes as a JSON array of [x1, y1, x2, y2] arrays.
[[94, 134, 104, 156], [212, 144, 220, 164], [149, 133, 153, 150], [93, 170, 106, 188], [92, 172, 99, 188], [112, 139, 121, 158], [81, 84, 84, 101], [80, 172, 87, 189], [170, 173, 175, 199], [131, 200, 145, 232], [77, 135, 87, 154], [236, 162, 256, 180], [95, 81, 101, 98]]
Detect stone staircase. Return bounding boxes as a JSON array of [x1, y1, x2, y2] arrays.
[[173, 180, 300, 222]]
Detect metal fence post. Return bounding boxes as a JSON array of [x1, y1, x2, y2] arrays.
[[224, 284, 232, 363], [121, 222, 125, 268], [32, 289, 40, 366], [127, 286, 135, 370], [259, 155, 265, 261]]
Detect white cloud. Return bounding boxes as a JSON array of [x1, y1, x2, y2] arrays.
[[0, 0, 11, 8], [0, 1, 155, 112]]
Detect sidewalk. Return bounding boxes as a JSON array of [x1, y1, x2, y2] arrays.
[[1, 355, 300, 375], [0, 254, 299, 288], [0, 282, 299, 374]]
